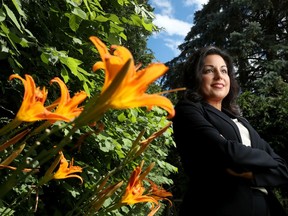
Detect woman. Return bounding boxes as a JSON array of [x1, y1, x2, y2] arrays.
[[172, 46, 288, 216]]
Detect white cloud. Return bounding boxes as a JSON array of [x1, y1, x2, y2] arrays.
[[183, 0, 209, 9], [148, 0, 208, 61], [154, 14, 191, 37], [163, 38, 183, 56], [150, 0, 174, 16]]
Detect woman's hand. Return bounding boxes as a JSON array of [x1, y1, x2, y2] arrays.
[[226, 168, 253, 179]]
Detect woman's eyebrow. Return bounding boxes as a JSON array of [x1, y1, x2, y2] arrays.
[[204, 65, 227, 68]]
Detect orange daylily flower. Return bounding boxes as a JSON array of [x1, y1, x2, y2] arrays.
[[0, 164, 35, 173], [53, 151, 83, 184], [146, 179, 173, 205], [135, 122, 172, 157], [147, 204, 161, 216], [89, 36, 175, 119], [9, 74, 70, 122], [90, 181, 124, 213], [121, 161, 160, 215], [0, 129, 30, 152], [142, 178, 173, 216], [48, 77, 88, 123]]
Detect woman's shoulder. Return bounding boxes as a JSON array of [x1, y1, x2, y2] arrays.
[[175, 98, 202, 108], [176, 96, 216, 108], [173, 99, 209, 123], [174, 98, 206, 115]]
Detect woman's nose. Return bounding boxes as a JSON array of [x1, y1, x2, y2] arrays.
[[213, 68, 222, 79]]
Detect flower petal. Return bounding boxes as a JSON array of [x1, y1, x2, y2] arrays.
[[53, 152, 83, 184], [49, 77, 87, 123], [93, 37, 174, 118], [9, 74, 70, 122]]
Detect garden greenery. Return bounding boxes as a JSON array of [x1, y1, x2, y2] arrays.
[[0, 1, 178, 215]]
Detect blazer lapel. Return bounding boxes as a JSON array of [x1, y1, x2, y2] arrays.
[[203, 103, 243, 143]]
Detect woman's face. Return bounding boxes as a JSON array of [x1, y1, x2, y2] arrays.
[[200, 54, 230, 108]]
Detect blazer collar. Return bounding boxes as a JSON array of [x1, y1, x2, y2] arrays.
[[202, 102, 237, 119], [203, 102, 244, 142]]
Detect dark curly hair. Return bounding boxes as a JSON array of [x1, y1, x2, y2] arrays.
[[182, 46, 241, 115]]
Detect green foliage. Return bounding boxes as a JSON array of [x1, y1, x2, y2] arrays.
[[0, 0, 177, 215], [0, 0, 156, 93], [237, 72, 288, 200], [238, 72, 288, 157]]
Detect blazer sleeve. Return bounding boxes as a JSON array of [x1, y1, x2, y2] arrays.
[[238, 117, 288, 187]]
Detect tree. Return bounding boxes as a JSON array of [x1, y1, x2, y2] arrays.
[[162, 0, 288, 91]]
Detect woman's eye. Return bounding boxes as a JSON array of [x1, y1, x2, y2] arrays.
[[222, 69, 228, 74], [205, 69, 214, 73]]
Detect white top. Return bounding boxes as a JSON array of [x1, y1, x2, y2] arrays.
[[232, 118, 251, 147]]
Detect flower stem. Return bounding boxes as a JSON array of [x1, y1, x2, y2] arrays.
[[0, 118, 22, 136]]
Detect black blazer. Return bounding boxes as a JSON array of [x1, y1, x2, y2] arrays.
[[172, 98, 288, 215]]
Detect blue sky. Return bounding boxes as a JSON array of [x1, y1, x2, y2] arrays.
[[147, 0, 208, 63]]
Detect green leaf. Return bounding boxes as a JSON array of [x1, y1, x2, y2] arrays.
[[11, 0, 27, 19], [141, 20, 153, 32], [0, 9, 6, 22], [40, 53, 49, 64], [3, 4, 22, 33], [60, 68, 70, 83], [117, 112, 127, 122], [130, 14, 142, 26], [67, 0, 82, 7], [69, 14, 82, 32], [82, 81, 90, 96], [108, 14, 121, 23], [110, 22, 125, 33], [0, 23, 19, 53], [95, 15, 109, 22], [0, 207, 15, 215], [59, 56, 82, 76], [72, 7, 87, 20]]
